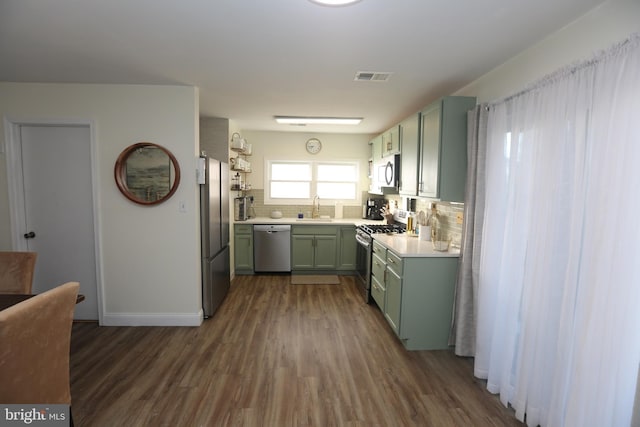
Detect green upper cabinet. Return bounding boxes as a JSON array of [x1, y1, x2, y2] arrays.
[[369, 135, 383, 194], [418, 96, 476, 202], [370, 134, 383, 164], [399, 113, 420, 196], [381, 125, 400, 157], [419, 102, 441, 198]]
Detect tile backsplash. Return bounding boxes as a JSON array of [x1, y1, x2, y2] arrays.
[[238, 189, 363, 219], [386, 195, 464, 248], [236, 189, 464, 247]]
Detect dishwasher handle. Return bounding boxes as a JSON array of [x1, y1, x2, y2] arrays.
[[254, 224, 292, 233]]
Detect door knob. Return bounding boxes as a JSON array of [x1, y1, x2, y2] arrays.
[[24, 231, 36, 239]]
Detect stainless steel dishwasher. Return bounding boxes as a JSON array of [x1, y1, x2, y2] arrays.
[[253, 224, 291, 272]]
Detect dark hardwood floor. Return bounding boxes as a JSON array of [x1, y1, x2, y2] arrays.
[[70, 275, 523, 426]]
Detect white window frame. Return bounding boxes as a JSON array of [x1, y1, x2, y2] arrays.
[[265, 159, 360, 205]]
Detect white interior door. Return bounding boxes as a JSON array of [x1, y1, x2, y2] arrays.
[[19, 124, 98, 320]]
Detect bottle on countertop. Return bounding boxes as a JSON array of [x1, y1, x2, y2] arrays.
[[429, 203, 439, 241]]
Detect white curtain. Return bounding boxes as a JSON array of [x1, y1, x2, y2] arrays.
[[474, 33, 640, 427], [450, 104, 488, 357]]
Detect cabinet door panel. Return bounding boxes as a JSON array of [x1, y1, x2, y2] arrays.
[[314, 236, 337, 269], [419, 102, 441, 198], [382, 125, 400, 156], [369, 135, 383, 193], [371, 253, 386, 282], [399, 114, 420, 196], [339, 227, 356, 269], [384, 268, 402, 335], [371, 276, 385, 311], [291, 235, 315, 269], [234, 234, 253, 271]]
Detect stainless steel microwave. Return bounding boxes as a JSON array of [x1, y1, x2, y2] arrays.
[[376, 154, 400, 188]]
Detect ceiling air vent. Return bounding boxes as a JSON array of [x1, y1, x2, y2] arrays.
[[354, 71, 393, 82]]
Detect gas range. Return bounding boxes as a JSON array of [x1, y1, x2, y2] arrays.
[[357, 223, 406, 237], [354, 222, 406, 304]]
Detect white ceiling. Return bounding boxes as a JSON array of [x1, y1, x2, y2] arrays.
[[0, 0, 604, 134]]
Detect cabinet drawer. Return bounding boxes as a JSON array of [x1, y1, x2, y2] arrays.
[[386, 250, 403, 276], [371, 253, 386, 280], [371, 276, 385, 310], [292, 225, 338, 235], [235, 224, 253, 234], [372, 240, 386, 257]]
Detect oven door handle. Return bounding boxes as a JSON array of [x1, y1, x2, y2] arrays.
[[355, 234, 371, 248]]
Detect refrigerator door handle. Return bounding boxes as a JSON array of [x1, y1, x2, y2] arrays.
[[197, 157, 206, 184]]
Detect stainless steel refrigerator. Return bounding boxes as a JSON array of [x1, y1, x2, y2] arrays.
[[199, 156, 230, 318]]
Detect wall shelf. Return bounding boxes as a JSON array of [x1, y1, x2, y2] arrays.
[[230, 134, 252, 193]]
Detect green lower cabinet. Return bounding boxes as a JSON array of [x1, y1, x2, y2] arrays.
[[371, 240, 458, 351], [291, 235, 315, 269], [371, 242, 387, 310], [398, 256, 458, 350], [234, 224, 253, 274], [313, 235, 338, 269], [291, 225, 338, 271], [371, 276, 385, 311], [384, 267, 402, 335], [338, 226, 357, 270]]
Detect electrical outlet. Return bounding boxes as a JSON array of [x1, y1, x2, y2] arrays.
[[456, 212, 463, 224]]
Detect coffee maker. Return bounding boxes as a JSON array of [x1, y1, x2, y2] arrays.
[[234, 196, 249, 221], [364, 197, 385, 220]]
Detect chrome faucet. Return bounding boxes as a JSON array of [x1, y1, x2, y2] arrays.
[[311, 195, 320, 218]]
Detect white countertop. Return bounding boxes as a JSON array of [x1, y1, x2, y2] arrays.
[[372, 233, 460, 258], [238, 217, 383, 227], [237, 217, 460, 257]]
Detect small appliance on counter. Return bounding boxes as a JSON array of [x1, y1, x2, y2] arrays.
[[234, 196, 249, 221], [363, 197, 385, 220]]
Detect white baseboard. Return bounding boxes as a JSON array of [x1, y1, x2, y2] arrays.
[[101, 310, 204, 326]]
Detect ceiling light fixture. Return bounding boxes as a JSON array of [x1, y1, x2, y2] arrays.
[[308, 0, 362, 7], [275, 116, 363, 125]]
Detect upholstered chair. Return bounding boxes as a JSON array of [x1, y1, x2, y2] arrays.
[[0, 281, 80, 422], [0, 251, 37, 294]]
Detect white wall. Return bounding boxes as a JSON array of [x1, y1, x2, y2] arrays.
[[455, 0, 640, 103], [0, 83, 202, 326], [238, 130, 371, 198]]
